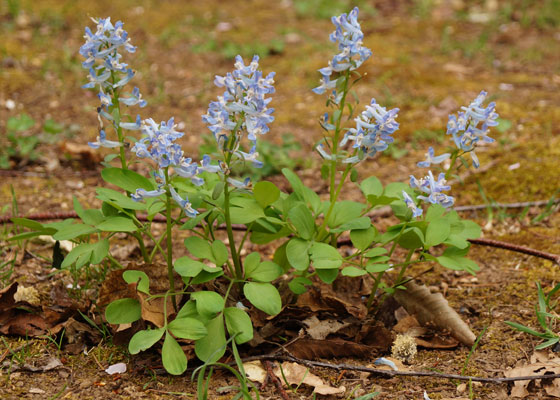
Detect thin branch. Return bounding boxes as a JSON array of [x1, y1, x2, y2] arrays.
[[263, 360, 290, 400], [468, 238, 560, 265], [242, 353, 560, 384]]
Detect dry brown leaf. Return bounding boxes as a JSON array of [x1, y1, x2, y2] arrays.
[[274, 362, 345, 395], [137, 291, 174, 328], [394, 281, 476, 346], [287, 338, 379, 360], [505, 351, 560, 398], [302, 315, 350, 340]]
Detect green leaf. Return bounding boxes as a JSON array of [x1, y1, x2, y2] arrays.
[[61, 243, 95, 269], [437, 247, 480, 274], [191, 291, 225, 318], [162, 332, 188, 375], [101, 167, 154, 193], [105, 298, 141, 324], [328, 201, 364, 229], [195, 315, 226, 363], [364, 247, 388, 258], [253, 181, 280, 208], [184, 236, 213, 260], [96, 216, 138, 232], [384, 182, 409, 198], [286, 238, 310, 271], [331, 216, 371, 233], [128, 327, 165, 354], [309, 242, 342, 269], [91, 239, 109, 264], [247, 261, 282, 282], [288, 277, 312, 294], [316, 268, 338, 284], [342, 266, 367, 277], [123, 270, 150, 294], [425, 204, 446, 221], [459, 220, 482, 239], [425, 218, 451, 247], [224, 307, 254, 344], [168, 317, 207, 340], [288, 203, 315, 240], [174, 256, 205, 277], [52, 223, 98, 240], [229, 197, 266, 224], [211, 240, 229, 266], [360, 176, 383, 197], [398, 227, 424, 249], [244, 282, 281, 315], [7, 113, 34, 131], [10, 217, 45, 231], [282, 168, 306, 199], [365, 263, 392, 273], [350, 227, 378, 251], [190, 270, 224, 285], [243, 252, 261, 277], [96, 187, 147, 211]]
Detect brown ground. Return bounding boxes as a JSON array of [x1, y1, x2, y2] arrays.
[[1, 0, 560, 398]]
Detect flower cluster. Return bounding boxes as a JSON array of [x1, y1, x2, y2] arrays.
[[313, 7, 372, 95], [80, 17, 147, 148], [446, 90, 499, 168], [202, 55, 275, 155], [410, 171, 454, 210], [130, 118, 220, 216], [79, 17, 136, 90], [339, 98, 399, 162]]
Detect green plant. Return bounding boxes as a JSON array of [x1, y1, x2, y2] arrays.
[[199, 133, 304, 179], [1, 113, 68, 168], [506, 282, 560, 349]]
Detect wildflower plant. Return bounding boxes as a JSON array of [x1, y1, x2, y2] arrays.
[[11, 8, 498, 378]]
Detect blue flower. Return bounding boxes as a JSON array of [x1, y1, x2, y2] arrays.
[[227, 177, 252, 190], [342, 98, 399, 161], [417, 147, 450, 168], [119, 114, 142, 130], [203, 55, 275, 151], [402, 190, 423, 218], [119, 87, 147, 107], [79, 17, 136, 92], [169, 186, 198, 218], [131, 187, 166, 201], [446, 91, 498, 168], [409, 171, 454, 208], [313, 7, 372, 95], [88, 129, 122, 149], [199, 155, 222, 173], [235, 145, 263, 168]]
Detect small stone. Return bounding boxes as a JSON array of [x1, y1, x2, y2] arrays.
[[457, 383, 467, 393], [29, 388, 46, 394]]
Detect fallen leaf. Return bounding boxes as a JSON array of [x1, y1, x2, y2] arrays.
[[2, 356, 62, 372], [394, 281, 476, 346], [302, 315, 350, 340], [505, 351, 560, 398], [243, 361, 267, 384], [274, 362, 345, 395], [287, 338, 379, 360]]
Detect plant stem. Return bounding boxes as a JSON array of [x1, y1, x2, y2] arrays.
[[164, 168, 177, 312], [394, 249, 415, 287], [223, 182, 243, 280], [329, 70, 351, 202]]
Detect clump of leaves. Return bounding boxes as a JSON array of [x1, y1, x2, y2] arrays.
[[506, 282, 560, 350], [1, 113, 67, 168]]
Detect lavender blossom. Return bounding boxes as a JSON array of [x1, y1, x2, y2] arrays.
[[203, 55, 275, 155], [313, 7, 372, 95], [417, 147, 450, 168], [446, 91, 498, 168], [339, 98, 399, 161], [409, 171, 454, 208], [402, 191, 423, 218]]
